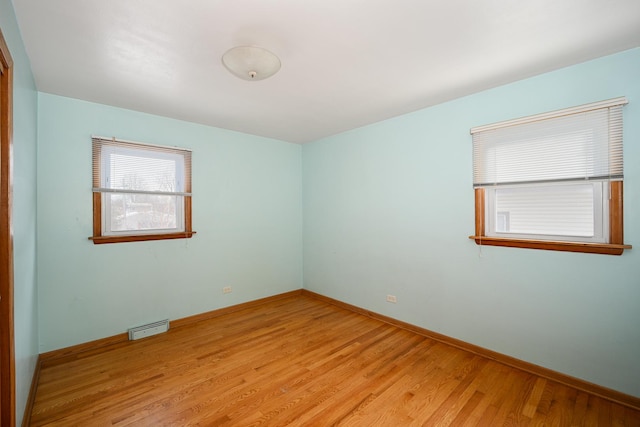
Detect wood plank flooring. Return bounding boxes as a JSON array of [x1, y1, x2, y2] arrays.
[[29, 295, 640, 426]]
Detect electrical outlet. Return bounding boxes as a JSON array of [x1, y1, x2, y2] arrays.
[[386, 294, 397, 303], [223, 286, 232, 294]]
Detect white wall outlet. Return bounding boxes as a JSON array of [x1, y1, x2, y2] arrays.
[[223, 286, 232, 294], [386, 294, 397, 303]]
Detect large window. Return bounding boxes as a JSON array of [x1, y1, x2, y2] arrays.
[[470, 97, 631, 255], [91, 137, 194, 244]]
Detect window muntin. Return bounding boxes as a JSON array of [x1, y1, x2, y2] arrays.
[[91, 137, 193, 244]]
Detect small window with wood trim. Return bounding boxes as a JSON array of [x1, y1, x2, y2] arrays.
[[470, 97, 631, 255], [90, 136, 195, 244]]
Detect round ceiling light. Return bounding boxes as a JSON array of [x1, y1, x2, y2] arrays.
[[221, 46, 281, 81]]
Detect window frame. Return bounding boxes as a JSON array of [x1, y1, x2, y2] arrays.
[[472, 182, 628, 255], [469, 98, 631, 256], [90, 137, 195, 244]]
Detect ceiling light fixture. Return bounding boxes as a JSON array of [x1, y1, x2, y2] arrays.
[[221, 46, 281, 81]]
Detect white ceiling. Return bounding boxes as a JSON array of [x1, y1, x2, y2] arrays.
[[12, 0, 640, 144]]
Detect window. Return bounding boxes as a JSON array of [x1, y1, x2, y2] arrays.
[[91, 137, 194, 244], [470, 97, 631, 255]]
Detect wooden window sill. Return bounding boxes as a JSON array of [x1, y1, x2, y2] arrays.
[[90, 231, 196, 245], [468, 236, 631, 255]]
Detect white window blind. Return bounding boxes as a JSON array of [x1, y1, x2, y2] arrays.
[[92, 137, 192, 196], [471, 97, 627, 188]]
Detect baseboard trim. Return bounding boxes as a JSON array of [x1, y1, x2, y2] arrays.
[[21, 355, 40, 427], [301, 289, 640, 411], [39, 289, 303, 368]]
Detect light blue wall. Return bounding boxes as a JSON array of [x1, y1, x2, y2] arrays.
[[303, 48, 640, 397], [8, 5, 640, 414], [0, 0, 39, 424], [37, 94, 303, 352]]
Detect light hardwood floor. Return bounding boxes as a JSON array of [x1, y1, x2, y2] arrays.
[[29, 294, 640, 426]]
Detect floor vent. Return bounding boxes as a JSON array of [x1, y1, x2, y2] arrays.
[[128, 319, 170, 340]]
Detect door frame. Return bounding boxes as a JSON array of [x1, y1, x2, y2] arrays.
[[0, 26, 15, 427]]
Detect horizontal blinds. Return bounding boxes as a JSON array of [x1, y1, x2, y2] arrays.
[[472, 98, 626, 187], [92, 136, 192, 195]]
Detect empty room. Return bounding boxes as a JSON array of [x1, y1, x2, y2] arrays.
[[2, 0, 640, 425]]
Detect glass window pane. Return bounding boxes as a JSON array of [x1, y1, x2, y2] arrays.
[[494, 184, 594, 237], [108, 193, 182, 232]]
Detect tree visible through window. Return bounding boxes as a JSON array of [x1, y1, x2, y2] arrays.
[[90, 137, 194, 244]]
